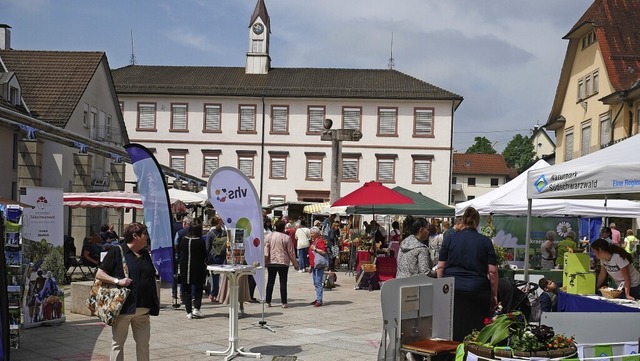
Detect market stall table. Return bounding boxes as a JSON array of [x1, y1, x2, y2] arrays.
[[206, 264, 261, 360], [558, 291, 640, 312]]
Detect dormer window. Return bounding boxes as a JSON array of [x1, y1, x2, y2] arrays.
[[9, 86, 19, 106]]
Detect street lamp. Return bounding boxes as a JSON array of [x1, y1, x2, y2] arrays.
[[321, 119, 363, 203]]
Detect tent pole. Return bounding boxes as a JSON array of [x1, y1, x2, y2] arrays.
[[524, 199, 532, 282]]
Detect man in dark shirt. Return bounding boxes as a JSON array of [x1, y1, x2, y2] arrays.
[[172, 215, 192, 307]]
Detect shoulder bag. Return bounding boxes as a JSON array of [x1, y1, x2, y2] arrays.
[[312, 241, 329, 269], [85, 245, 131, 326]]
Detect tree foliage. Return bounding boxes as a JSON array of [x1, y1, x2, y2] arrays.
[[502, 134, 536, 174], [466, 136, 497, 154]]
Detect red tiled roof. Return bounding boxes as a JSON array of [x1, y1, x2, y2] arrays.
[[566, 0, 640, 91], [0, 50, 105, 127], [452, 153, 514, 176]]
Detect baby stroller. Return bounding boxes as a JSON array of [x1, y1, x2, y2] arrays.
[[497, 278, 540, 322]]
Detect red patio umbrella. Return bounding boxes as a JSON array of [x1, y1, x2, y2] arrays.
[[332, 181, 415, 207]]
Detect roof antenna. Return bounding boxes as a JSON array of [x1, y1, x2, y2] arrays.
[[388, 32, 395, 70], [129, 29, 136, 65]]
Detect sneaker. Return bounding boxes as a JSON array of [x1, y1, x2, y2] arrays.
[[310, 300, 318, 305], [314, 302, 322, 307], [192, 309, 203, 318], [186, 313, 193, 319]]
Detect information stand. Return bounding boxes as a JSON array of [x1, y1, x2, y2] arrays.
[[378, 275, 457, 361]]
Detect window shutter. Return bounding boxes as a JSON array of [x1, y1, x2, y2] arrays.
[[272, 107, 288, 133], [379, 109, 397, 135], [172, 105, 187, 129], [139, 104, 155, 129], [600, 114, 611, 146], [239, 157, 253, 177], [342, 159, 358, 180], [204, 157, 219, 176], [309, 107, 324, 132], [307, 160, 321, 179], [414, 160, 430, 182], [377, 160, 394, 182], [343, 108, 360, 130], [205, 105, 221, 131], [581, 125, 590, 156], [415, 110, 433, 135], [171, 156, 185, 172], [240, 107, 255, 131], [271, 158, 285, 178], [565, 131, 574, 161]]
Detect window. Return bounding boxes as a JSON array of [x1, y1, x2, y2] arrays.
[[342, 107, 361, 130], [565, 127, 574, 161], [490, 178, 499, 187], [237, 151, 257, 178], [414, 108, 434, 136], [585, 75, 592, 97], [342, 153, 360, 182], [168, 149, 187, 173], [376, 154, 396, 183], [269, 151, 288, 179], [96, 111, 106, 140], [412, 155, 432, 183], [592, 70, 599, 94], [467, 195, 475, 201], [239, 105, 256, 132], [271, 106, 289, 134], [83, 103, 89, 128], [581, 121, 591, 156], [378, 108, 397, 136], [581, 31, 596, 49], [137, 103, 156, 130], [268, 195, 285, 205], [308, 106, 325, 133], [452, 176, 457, 184], [12, 133, 18, 170], [106, 115, 112, 138], [171, 103, 188, 131], [468, 177, 476, 186], [599, 112, 611, 147], [577, 78, 585, 101], [9, 86, 19, 106], [204, 104, 222, 132], [202, 150, 221, 177], [305, 152, 325, 181]]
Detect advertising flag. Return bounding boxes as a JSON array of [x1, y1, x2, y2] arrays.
[[208, 167, 264, 299], [125, 144, 174, 283]]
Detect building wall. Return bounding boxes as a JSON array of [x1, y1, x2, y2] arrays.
[[451, 173, 508, 204], [556, 39, 616, 162], [532, 131, 555, 159], [0, 128, 17, 198], [120, 94, 455, 206]]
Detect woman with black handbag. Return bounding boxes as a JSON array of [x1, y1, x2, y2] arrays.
[[96, 222, 159, 361]]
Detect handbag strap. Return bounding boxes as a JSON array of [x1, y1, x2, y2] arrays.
[[117, 245, 129, 279]]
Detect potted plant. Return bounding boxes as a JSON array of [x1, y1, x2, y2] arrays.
[[464, 311, 577, 359]]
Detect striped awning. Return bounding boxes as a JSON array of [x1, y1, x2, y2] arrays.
[[303, 202, 331, 214]]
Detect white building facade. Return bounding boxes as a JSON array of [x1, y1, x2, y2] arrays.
[[113, 0, 462, 207]]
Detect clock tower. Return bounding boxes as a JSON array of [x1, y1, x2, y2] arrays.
[[246, 0, 271, 74]]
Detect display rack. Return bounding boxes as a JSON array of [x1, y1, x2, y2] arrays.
[[3, 205, 24, 349]]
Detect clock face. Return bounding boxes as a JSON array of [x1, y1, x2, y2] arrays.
[[253, 23, 264, 35]]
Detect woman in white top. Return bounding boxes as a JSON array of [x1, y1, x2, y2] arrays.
[[540, 231, 557, 269], [591, 238, 640, 300]]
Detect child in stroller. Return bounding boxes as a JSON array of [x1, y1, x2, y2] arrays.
[[497, 278, 541, 322]]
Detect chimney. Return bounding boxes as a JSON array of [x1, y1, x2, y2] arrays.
[[0, 24, 11, 50]]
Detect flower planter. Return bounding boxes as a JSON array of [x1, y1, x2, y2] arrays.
[[493, 348, 513, 358], [464, 342, 493, 359]]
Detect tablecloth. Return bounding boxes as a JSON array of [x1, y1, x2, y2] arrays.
[[558, 291, 640, 312]]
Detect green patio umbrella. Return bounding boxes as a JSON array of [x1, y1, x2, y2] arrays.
[[346, 186, 453, 217]]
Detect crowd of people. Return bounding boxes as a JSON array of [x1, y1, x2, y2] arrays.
[[87, 208, 640, 359]]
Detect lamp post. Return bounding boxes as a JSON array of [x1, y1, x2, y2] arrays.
[[321, 119, 363, 203]]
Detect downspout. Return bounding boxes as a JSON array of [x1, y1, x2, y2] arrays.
[[448, 100, 455, 206], [259, 95, 266, 204], [610, 91, 627, 143]]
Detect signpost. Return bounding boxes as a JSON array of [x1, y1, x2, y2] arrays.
[[321, 119, 363, 203]]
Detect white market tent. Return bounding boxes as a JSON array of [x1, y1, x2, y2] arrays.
[[167, 188, 208, 206], [456, 159, 640, 217], [521, 134, 640, 279]]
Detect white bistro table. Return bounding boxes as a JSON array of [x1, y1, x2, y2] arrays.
[[206, 264, 261, 360]]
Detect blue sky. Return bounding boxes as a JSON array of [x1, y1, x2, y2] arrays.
[[2, 0, 592, 152]]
